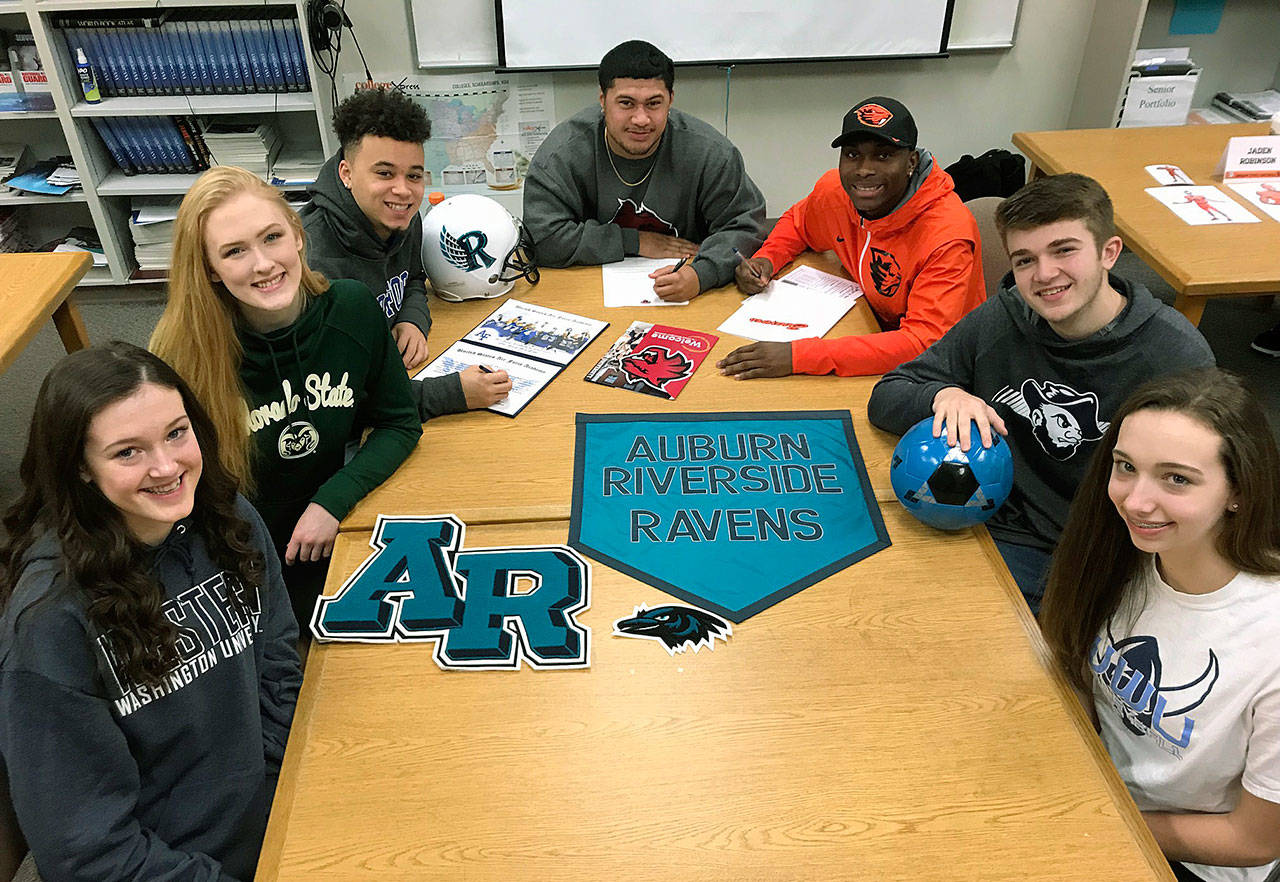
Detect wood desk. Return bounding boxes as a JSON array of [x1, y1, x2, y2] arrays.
[[0, 252, 92, 374], [1012, 123, 1275, 326], [259, 514, 1173, 881], [344, 252, 900, 530]]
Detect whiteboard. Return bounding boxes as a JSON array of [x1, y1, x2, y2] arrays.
[[496, 0, 951, 70], [408, 0, 1019, 69], [948, 0, 1022, 49]]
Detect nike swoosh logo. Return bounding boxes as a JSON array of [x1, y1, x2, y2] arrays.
[[836, 236, 845, 242]]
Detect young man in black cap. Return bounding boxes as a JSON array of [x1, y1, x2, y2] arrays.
[[522, 40, 766, 302], [718, 96, 985, 378]]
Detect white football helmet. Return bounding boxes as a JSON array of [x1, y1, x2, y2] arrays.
[[422, 194, 539, 301]]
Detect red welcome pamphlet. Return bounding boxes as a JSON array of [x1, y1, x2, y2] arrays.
[[584, 322, 718, 400]]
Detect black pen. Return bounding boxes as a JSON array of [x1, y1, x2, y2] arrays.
[[671, 256, 689, 273], [478, 365, 495, 374]]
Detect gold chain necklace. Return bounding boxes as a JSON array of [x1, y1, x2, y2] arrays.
[[604, 126, 660, 188]]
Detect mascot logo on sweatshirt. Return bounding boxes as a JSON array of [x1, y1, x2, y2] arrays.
[[992, 378, 1108, 461], [855, 103, 893, 127], [278, 421, 319, 460], [312, 515, 591, 671], [611, 198, 678, 236], [1091, 628, 1219, 753], [440, 226, 496, 272], [868, 248, 902, 297]]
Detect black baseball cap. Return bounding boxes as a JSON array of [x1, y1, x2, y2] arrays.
[[831, 97, 917, 150]]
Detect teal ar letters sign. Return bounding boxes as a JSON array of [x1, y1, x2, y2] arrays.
[[313, 515, 591, 670], [569, 411, 890, 622]]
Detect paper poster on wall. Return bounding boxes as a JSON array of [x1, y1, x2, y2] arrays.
[[344, 73, 554, 192]]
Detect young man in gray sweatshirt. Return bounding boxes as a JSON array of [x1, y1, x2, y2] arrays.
[[867, 174, 1214, 613], [300, 87, 510, 419], [522, 40, 766, 302]]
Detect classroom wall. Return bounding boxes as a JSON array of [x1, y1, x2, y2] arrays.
[[1137, 0, 1280, 108], [337, 0, 1099, 213]]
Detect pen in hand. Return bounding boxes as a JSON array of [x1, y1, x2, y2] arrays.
[[733, 247, 764, 282]]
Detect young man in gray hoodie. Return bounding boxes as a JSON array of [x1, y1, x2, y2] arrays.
[[299, 87, 510, 419], [867, 174, 1215, 613], [522, 40, 765, 302]]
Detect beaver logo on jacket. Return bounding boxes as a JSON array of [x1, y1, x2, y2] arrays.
[[278, 421, 319, 460], [869, 247, 902, 297]]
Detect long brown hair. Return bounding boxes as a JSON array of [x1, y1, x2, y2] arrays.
[[150, 165, 327, 490], [0, 343, 263, 688], [1040, 368, 1280, 695]]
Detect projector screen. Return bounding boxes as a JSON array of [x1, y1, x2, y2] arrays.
[[495, 0, 954, 70]]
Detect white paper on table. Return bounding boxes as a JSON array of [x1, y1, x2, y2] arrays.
[[717, 267, 861, 343], [413, 340, 558, 416], [601, 257, 690, 307], [772, 264, 863, 300], [1226, 181, 1280, 222], [1144, 186, 1261, 225], [1144, 163, 1192, 186]]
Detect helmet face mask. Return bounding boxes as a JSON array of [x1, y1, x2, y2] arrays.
[[423, 195, 540, 302]]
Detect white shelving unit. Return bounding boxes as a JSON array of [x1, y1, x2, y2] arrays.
[[0, 0, 337, 286]]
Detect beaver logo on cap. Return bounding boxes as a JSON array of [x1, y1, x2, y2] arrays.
[[855, 103, 893, 127]]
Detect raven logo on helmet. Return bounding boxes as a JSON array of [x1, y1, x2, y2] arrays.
[[855, 103, 893, 127], [423, 194, 539, 301], [440, 227, 496, 272]]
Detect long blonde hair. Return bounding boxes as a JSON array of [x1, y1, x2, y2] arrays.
[[150, 166, 328, 490]]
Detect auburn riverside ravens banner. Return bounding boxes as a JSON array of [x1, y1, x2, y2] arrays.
[[569, 411, 890, 622], [311, 515, 591, 671]]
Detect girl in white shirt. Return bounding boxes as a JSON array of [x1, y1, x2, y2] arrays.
[[1041, 368, 1280, 882]]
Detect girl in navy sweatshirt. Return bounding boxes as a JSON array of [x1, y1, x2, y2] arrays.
[[0, 342, 302, 881]]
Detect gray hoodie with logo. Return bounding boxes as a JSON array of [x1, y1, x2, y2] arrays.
[[0, 498, 301, 881], [867, 273, 1214, 551], [299, 153, 465, 418]]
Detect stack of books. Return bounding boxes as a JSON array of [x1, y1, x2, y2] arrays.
[[269, 147, 325, 187], [202, 122, 280, 178], [0, 142, 30, 181], [48, 226, 106, 267], [129, 198, 179, 272], [91, 116, 211, 175], [52, 11, 310, 98], [0, 207, 32, 253]]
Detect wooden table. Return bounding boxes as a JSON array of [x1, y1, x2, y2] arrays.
[[0, 251, 92, 374], [259, 514, 1174, 881], [343, 252, 900, 530], [1012, 123, 1276, 325]]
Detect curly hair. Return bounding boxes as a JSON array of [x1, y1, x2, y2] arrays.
[[333, 86, 431, 155], [0, 343, 264, 689]]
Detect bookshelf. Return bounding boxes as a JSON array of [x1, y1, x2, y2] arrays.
[[1, 0, 337, 286]]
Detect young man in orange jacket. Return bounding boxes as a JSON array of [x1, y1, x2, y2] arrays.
[[718, 96, 985, 379]]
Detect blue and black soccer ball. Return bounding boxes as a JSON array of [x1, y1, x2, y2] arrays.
[[890, 417, 1014, 531]]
